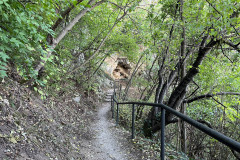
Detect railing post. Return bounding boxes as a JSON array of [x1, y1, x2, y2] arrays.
[[119, 84, 122, 98], [112, 96, 114, 118], [114, 81, 116, 96], [132, 104, 135, 139], [116, 103, 119, 125], [111, 95, 113, 118], [111, 95, 112, 107], [161, 108, 165, 160]]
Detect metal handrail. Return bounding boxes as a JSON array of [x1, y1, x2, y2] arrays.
[[110, 91, 240, 159]]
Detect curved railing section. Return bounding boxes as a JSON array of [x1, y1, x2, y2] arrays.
[[109, 80, 240, 160]]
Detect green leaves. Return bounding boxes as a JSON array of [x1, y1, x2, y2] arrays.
[[0, 70, 7, 78], [105, 33, 140, 62], [79, 1, 92, 9], [0, 50, 9, 78], [10, 38, 22, 48], [0, 52, 9, 62], [0, 0, 8, 5], [0, 0, 60, 80]]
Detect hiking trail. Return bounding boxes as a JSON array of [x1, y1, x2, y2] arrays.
[[80, 89, 142, 160]]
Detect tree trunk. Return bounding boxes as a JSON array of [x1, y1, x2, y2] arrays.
[[179, 0, 187, 153], [149, 37, 219, 135], [123, 54, 144, 100], [34, 0, 104, 74], [136, 83, 157, 120], [47, 0, 84, 45], [69, 10, 128, 74]]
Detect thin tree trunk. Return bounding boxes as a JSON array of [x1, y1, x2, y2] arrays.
[[47, 0, 84, 44], [179, 0, 187, 153], [123, 54, 144, 100], [69, 11, 128, 74], [136, 84, 157, 120], [87, 55, 108, 80]]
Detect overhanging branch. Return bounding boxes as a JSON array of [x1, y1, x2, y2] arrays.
[[223, 40, 240, 53], [184, 92, 240, 103]]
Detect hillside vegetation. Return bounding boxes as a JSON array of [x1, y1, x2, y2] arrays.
[[0, 0, 240, 159]]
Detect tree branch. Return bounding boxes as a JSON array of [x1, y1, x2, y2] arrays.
[[107, 1, 124, 10], [220, 43, 234, 63], [69, 9, 127, 74], [52, 0, 84, 31], [185, 81, 200, 99], [0, 25, 9, 32], [223, 39, 240, 53], [17, 0, 26, 9], [167, 37, 218, 108], [184, 92, 240, 103], [197, 119, 213, 128], [47, 0, 84, 44], [205, 0, 239, 36], [35, 0, 105, 74]]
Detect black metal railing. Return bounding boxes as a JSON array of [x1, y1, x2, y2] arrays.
[[109, 80, 240, 160]]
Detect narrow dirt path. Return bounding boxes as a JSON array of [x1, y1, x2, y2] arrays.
[[80, 90, 142, 160]]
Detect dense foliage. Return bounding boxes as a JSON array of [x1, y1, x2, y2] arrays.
[[1, 0, 239, 159]]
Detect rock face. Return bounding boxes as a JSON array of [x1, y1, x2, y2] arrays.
[[103, 55, 131, 80], [103, 55, 118, 79]]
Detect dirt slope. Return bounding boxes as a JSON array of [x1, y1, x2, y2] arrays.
[[0, 79, 97, 159]]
